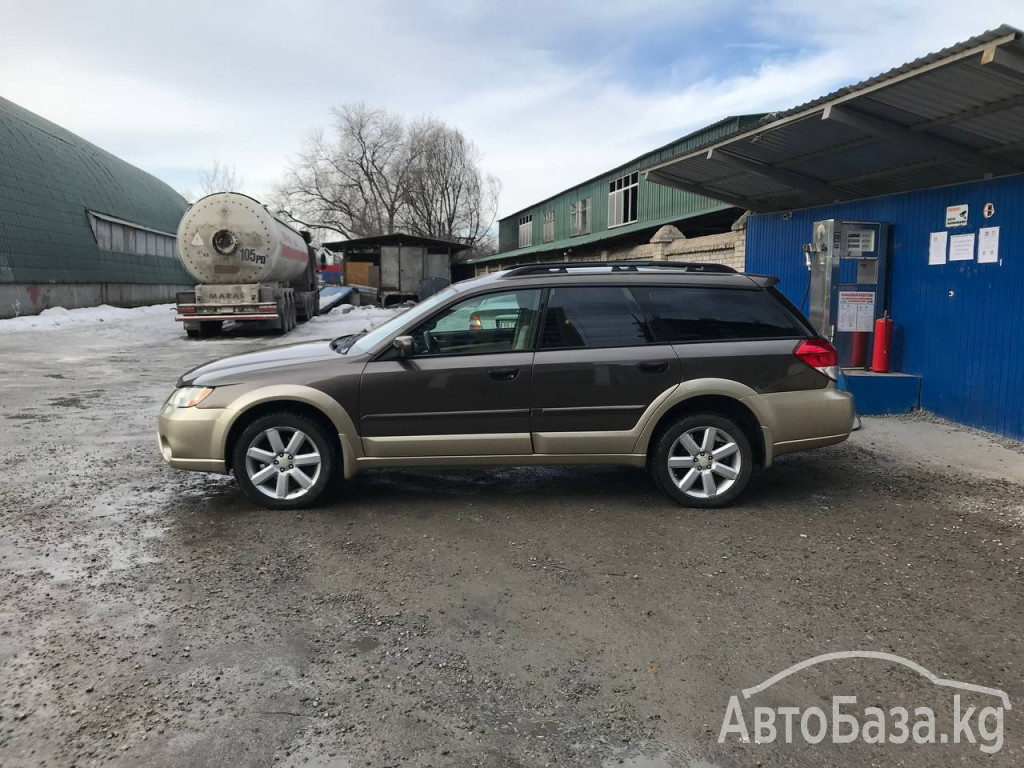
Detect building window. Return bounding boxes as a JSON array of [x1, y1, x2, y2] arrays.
[[608, 171, 639, 228], [518, 215, 533, 248], [542, 211, 555, 243], [569, 198, 591, 236], [87, 211, 176, 258]]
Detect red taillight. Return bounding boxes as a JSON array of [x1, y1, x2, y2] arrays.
[[795, 338, 837, 369], [178, 306, 196, 315], [469, 312, 482, 331]]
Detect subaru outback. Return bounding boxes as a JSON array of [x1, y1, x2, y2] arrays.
[[158, 262, 854, 509]]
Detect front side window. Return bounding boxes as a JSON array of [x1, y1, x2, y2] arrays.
[[607, 172, 639, 228], [540, 286, 651, 349], [631, 286, 803, 343], [569, 198, 591, 236], [408, 289, 542, 357], [518, 215, 533, 248]]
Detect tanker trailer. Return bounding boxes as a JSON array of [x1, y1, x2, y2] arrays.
[[173, 193, 319, 337]]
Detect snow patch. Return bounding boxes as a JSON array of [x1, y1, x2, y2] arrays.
[[0, 303, 173, 332]]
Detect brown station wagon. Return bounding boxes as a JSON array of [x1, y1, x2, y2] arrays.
[[158, 262, 854, 509]]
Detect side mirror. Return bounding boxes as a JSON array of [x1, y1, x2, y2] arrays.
[[393, 335, 414, 357]]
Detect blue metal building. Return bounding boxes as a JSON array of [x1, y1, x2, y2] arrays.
[[644, 25, 1024, 439], [746, 176, 1024, 439]]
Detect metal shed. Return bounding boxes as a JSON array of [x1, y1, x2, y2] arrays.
[[324, 233, 468, 306], [0, 96, 189, 317]]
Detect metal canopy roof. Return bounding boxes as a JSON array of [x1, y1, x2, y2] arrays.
[[645, 25, 1024, 212]]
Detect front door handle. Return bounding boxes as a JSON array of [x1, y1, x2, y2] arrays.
[[637, 361, 670, 375], [489, 367, 520, 381]]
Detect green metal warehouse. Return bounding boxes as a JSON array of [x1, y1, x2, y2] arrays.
[[470, 115, 764, 273], [0, 96, 190, 318]]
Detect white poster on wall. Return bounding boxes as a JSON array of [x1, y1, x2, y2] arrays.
[[837, 291, 876, 332], [928, 231, 947, 265], [978, 226, 1000, 264], [949, 233, 975, 262]]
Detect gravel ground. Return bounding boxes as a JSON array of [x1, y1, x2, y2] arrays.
[[1, 306, 1022, 768]]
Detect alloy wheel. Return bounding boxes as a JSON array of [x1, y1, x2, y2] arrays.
[[244, 427, 322, 500], [666, 425, 742, 500]]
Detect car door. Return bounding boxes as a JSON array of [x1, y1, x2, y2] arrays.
[[359, 288, 542, 458], [530, 285, 681, 454]]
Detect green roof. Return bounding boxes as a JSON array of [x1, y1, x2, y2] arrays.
[[0, 96, 190, 285]]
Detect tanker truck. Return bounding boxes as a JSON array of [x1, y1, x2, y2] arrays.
[[173, 192, 319, 337]]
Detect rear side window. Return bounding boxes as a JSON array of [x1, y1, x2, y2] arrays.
[[631, 286, 803, 343], [540, 286, 650, 349]]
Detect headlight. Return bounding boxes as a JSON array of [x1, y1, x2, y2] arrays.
[[167, 386, 214, 408]]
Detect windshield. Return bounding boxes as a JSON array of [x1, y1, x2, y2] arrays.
[[350, 286, 459, 354]]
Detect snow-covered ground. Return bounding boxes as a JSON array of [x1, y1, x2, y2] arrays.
[[0, 302, 399, 341]]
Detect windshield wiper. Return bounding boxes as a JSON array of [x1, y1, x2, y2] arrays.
[[331, 331, 366, 354]]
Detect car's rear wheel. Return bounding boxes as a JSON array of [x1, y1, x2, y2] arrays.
[[232, 411, 338, 509], [652, 413, 752, 508]]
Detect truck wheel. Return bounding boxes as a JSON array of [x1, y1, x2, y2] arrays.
[[651, 413, 752, 508], [286, 296, 297, 331], [232, 411, 339, 509], [272, 299, 288, 334], [198, 320, 222, 338]]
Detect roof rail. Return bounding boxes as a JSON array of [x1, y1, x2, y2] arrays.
[[500, 261, 737, 277]]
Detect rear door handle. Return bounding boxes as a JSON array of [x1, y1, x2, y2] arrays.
[[489, 367, 520, 381], [637, 361, 670, 375]]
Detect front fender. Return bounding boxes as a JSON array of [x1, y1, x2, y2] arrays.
[[218, 384, 363, 478]]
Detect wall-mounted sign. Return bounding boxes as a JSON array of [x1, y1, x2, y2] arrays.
[[983, 202, 996, 218], [946, 204, 969, 227], [837, 291, 876, 332]]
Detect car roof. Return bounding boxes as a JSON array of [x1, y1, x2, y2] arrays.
[[453, 262, 774, 293]]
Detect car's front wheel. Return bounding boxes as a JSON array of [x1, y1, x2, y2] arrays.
[[232, 411, 338, 509], [651, 413, 752, 508]]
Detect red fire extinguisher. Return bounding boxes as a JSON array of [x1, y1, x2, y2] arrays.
[[871, 311, 893, 373]]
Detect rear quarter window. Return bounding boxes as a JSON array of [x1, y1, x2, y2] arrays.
[[631, 286, 803, 343]]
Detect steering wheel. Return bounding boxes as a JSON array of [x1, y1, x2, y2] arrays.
[[413, 328, 435, 356]]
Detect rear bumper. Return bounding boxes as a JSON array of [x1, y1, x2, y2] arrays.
[[157, 402, 229, 474], [176, 314, 278, 322], [744, 385, 855, 465]]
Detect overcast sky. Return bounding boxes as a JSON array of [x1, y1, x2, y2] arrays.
[[3, 1, 1023, 218]]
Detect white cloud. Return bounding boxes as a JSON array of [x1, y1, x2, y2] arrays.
[[2, 0, 1022, 216]]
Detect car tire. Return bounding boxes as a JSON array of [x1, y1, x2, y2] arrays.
[[651, 412, 752, 508], [231, 411, 339, 510]]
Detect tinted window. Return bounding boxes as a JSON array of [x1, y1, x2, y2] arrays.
[[540, 286, 650, 349], [632, 286, 802, 342]]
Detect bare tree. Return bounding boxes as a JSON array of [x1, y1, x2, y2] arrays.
[[275, 104, 499, 249], [403, 119, 500, 251], [197, 160, 244, 198]]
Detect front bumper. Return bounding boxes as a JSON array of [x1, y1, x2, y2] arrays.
[[157, 401, 230, 474]]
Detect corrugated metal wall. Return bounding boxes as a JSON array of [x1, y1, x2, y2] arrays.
[[497, 116, 763, 255], [0, 96, 190, 286], [746, 174, 1024, 440]]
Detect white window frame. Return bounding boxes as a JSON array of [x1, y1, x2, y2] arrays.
[[607, 172, 639, 228], [518, 214, 533, 248], [87, 211, 177, 259], [570, 197, 591, 236], [542, 211, 555, 243]]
